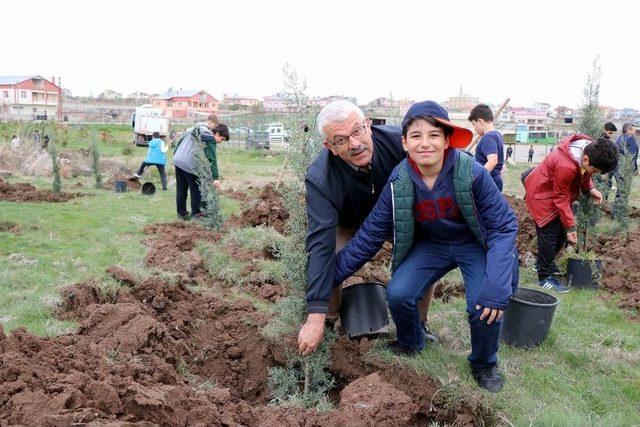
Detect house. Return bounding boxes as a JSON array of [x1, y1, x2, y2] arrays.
[[447, 88, 479, 112], [151, 89, 219, 118], [511, 107, 551, 131], [98, 90, 123, 100], [263, 93, 295, 112], [222, 94, 261, 108], [127, 91, 151, 100], [0, 75, 61, 119]]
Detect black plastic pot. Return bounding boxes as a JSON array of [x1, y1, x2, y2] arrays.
[[340, 282, 389, 339], [141, 182, 156, 195], [114, 180, 127, 193], [567, 258, 602, 289], [500, 287, 559, 348]]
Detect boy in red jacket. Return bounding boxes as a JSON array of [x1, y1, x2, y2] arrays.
[[523, 135, 618, 292]]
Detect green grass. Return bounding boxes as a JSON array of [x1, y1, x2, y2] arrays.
[[0, 176, 238, 336]]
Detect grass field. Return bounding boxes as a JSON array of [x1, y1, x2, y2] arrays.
[[1, 128, 639, 425]]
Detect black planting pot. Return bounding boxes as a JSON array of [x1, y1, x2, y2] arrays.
[[114, 180, 127, 193], [501, 287, 559, 348], [141, 182, 156, 195], [340, 282, 389, 339], [567, 258, 602, 289]]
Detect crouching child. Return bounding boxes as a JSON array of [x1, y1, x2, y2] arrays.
[[334, 101, 519, 392]]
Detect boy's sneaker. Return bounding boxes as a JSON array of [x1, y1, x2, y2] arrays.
[[538, 276, 570, 293], [532, 265, 562, 276], [386, 340, 420, 357], [177, 212, 191, 221], [421, 322, 439, 343], [471, 364, 504, 393], [131, 173, 141, 180]]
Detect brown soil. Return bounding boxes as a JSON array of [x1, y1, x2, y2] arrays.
[[105, 175, 141, 191], [0, 177, 82, 203], [220, 188, 251, 202], [142, 221, 221, 282], [0, 221, 20, 234], [1, 268, 485, 426], [233, 185, 289, 233], [505, 194, 538, 264], [588, 230, 640, 316]]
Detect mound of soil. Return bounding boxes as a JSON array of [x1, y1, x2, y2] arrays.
[[1, 269, 485, 426], [234, 185, 289, 233], [0, 177, 82, 203], [142, 221, 221, 282], [0, 221, 20, 234], [505, 194, 537, 264], [105, 175, 141, 191], [220, 188, 251, 202], [589, 230, 640, 316]]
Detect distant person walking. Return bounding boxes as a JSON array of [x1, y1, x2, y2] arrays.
[[468, 104, 505, 191], [133, 132, 169, 191], [42, 135, 49, 149], [506, 145, 513, 162], [33, 130, 40, 147], [11, 135, 20, 149], [528, 145, 534, 163]]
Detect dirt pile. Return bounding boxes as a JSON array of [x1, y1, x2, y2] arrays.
[[104, 175, 141, 191], [505, 194, 537, 264], [0, 221, 20, 234], [142, 221, 221, 282], [1, 268, 485, 426], [235, 185, 289, 233], [589, 231, 640, 316], [0, 177, 83, 203]]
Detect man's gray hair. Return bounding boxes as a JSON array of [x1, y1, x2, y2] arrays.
[[316, 100, 364, 139], [622, 123, 634, 134]]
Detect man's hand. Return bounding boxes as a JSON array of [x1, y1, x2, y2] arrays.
[[475, 305, 503, 325], [566, 231, 578, 245], [589, 188, 603, 205], [298, 313, 326, 356], [213, 180, 221, 190]]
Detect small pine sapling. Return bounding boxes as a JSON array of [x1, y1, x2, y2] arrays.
[[48, 142, 62, 194], [192, 126, 223, 230], [90, 132, 103, 189]]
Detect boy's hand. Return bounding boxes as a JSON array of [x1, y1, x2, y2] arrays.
[[298, 313, 326, 356], [213, 180, 221, 190], [566, 231, 578, 245], [589, 188, 603, 205], [475, 305, 503, 325]]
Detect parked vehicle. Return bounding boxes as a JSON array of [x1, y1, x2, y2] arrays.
[[131, 105, 169, 146], [246, 130, 270, 149], [263, 122, 289, 151]]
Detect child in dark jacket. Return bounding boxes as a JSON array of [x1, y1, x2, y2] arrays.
[[334, 101, 518, 392], [524, 135, 618, 292]]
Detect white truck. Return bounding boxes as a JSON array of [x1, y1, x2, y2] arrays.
[[131, 104, 169, 146], [264, 122, 289, 151]]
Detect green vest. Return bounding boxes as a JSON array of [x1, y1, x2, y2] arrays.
[[391, 152, 485, 272]]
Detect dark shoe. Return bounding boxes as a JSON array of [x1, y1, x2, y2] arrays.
[[386, 340, 420, 357], [538, 276, 570, 293], [178, 212, 191, 221], [421, 322, 439, 343], [191, 212, 206, 219], [471, 364, 504, 392], [532, 265, 562, 276]]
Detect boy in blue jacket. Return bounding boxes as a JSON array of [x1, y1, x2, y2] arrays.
[[133, 131, 168, 190], [334, 101, 518, 392]]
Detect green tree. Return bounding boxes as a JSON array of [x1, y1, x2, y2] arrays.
[[48, 142, 62, 194], [576, 56, 605, 250], [267, 64, 334, 409], [90, 132, 103, 189]]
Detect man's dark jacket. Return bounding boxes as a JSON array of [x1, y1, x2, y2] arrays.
[[305, 125, 405, 313]]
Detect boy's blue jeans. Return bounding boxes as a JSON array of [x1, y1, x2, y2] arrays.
[[387, 239, 508, 367]]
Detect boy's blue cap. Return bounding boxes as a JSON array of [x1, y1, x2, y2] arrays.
[[401, 100, 473, 148]]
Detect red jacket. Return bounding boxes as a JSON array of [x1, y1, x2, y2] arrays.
[[524, 134, 595, 231]]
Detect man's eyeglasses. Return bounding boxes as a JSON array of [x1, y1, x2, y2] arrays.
[[331, 123, 367, 147]]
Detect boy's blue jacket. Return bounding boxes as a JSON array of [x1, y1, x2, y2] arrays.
[[334, 149, 518, 310]]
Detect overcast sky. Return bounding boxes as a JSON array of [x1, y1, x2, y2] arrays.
[[6, 0, 639, 109]]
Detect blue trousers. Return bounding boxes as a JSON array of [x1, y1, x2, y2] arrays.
[[387, 239, 516, 367]]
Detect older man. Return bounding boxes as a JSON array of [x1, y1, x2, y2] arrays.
[[298, 100, 436, 356]]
